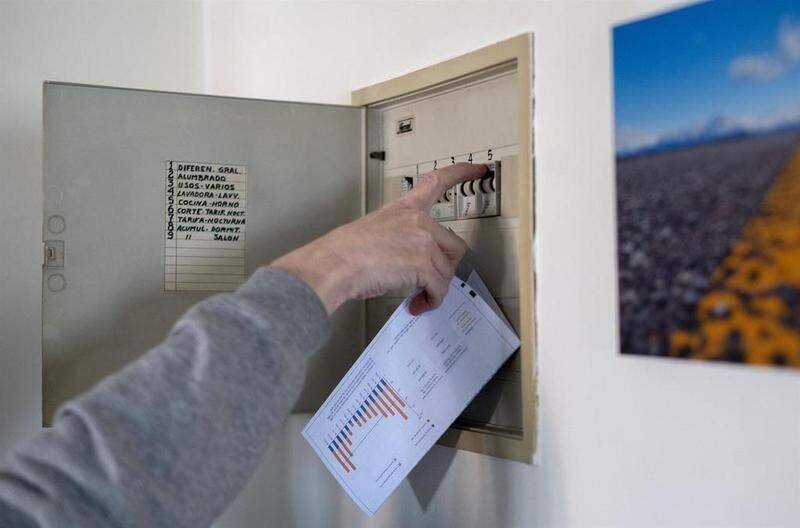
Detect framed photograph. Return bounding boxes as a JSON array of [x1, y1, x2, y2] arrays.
[[613, 0, 800, 366]]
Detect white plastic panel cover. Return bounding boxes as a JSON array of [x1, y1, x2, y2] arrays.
[[42, 83, 362, 423]]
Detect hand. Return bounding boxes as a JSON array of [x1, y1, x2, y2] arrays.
[[271, 162, 488, 315]]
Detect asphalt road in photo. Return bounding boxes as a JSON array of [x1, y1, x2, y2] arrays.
[[616, 131, 800, 357]]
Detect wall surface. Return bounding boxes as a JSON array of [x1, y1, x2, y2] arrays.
[[0, 1, 204, 454], [206, 1, 800, 527], [2, 1, 799, 527]]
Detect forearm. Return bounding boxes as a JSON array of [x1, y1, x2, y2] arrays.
[[0, 268, 330, 528]]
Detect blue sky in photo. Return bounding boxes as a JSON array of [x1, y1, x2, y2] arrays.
[[613, 0, 800, 155]]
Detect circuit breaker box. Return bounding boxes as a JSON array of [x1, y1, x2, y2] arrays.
[[42, 34, 536, 462]]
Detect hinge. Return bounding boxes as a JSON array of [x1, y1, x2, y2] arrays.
[[369, 151, 386, 161], [43, 240, 64, 268]]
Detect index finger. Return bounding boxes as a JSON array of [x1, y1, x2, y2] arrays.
[[400, 162, 488, 211]]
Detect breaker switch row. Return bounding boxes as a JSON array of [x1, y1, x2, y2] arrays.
[[402, 161, 501, 221]]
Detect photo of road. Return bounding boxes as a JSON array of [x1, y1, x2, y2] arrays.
[[617, 133, 800, 363], [613, 0, 800, 366]]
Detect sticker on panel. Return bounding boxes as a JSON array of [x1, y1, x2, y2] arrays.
[[164, 161, 247, 292]]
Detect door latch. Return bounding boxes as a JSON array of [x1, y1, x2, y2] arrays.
[[43, 240, 64, 268]]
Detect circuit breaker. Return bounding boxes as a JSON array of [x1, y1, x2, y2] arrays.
[[42, 34, 536, 462], [401, 161, 501, 220]]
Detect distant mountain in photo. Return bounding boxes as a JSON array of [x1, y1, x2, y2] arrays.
[[616, 111, 800, 158]]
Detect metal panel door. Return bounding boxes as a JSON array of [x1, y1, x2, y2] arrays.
[[43, 83, 363, 423]]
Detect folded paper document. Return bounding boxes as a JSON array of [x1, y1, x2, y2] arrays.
[[302, 271, 520, 515]]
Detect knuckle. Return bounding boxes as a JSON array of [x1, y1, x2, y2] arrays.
[[416, 234, 437, 256], [418, 229, 435, 247], [382, 201, 401, 213], [426, 266, 442, 285], [411, 209, 428, 226], [397, 207, 418, 225], [456, 237, 468, 254], [413, 254, 429, 271], [427, 171, 443, 188]]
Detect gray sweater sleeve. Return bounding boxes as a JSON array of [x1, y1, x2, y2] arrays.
[[0, 267, 332, 528]]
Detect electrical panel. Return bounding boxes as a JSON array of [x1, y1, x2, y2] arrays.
[[356, 34, 536, 462], [42, 34, 536, 463]]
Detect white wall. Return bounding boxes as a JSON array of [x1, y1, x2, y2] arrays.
[[2, 1, 799, 527], [206, 2, 800, 527], [0, 1, 204, 452]]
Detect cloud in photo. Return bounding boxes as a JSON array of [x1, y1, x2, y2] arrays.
[[779, 17, 800, 60], [730, 17, 800, 82], [730, 53, 785, 81]]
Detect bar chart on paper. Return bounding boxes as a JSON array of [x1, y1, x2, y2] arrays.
[[312, 360, 440, 482]]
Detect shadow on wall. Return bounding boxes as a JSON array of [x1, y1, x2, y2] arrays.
[[408, 444, 458, 511]]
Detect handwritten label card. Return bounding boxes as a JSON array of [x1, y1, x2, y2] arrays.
[[164, 161, 247, 292]]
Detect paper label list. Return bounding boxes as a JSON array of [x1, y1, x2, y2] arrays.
[[164, 161, 247, 292]]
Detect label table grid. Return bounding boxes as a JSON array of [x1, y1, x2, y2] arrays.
[[164, 161, 247, 292]]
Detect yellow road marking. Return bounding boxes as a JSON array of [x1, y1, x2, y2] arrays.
[[670, 145, 800, 366]]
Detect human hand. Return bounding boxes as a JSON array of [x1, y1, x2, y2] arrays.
[[271, 162, 488, 315]]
